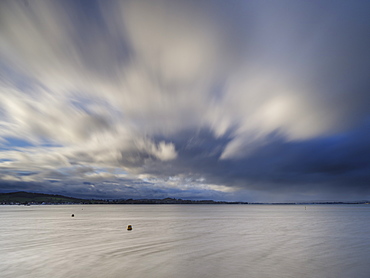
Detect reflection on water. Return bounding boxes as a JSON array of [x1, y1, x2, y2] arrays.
[[1, 205, 370, 278]]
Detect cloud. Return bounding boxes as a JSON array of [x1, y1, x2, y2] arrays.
[[0, 0, 369, 201]]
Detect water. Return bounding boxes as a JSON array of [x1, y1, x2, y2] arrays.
[[1, 204, 370, 278]]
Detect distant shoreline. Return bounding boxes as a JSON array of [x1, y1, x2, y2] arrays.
[[1, 191, 369, 206]]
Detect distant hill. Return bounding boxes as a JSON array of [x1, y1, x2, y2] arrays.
[[0, 191, 244, 205], [0, 191, 87, 204]]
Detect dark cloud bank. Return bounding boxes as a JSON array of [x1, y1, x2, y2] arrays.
[[0, 0, 369, 201]]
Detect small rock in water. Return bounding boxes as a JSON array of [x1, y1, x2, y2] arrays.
[[71, 214, 74, 217]]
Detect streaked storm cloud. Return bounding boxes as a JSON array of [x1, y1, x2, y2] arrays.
[[0, 0, 369, 201]]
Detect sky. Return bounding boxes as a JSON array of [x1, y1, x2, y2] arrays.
[[0, 0, 369, 202]]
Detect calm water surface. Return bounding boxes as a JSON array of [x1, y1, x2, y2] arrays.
[[1, 204, 370, 278]]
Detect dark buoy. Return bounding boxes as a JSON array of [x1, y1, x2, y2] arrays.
[[71, 214, 74, 217], [127, 225, 132, 230]]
